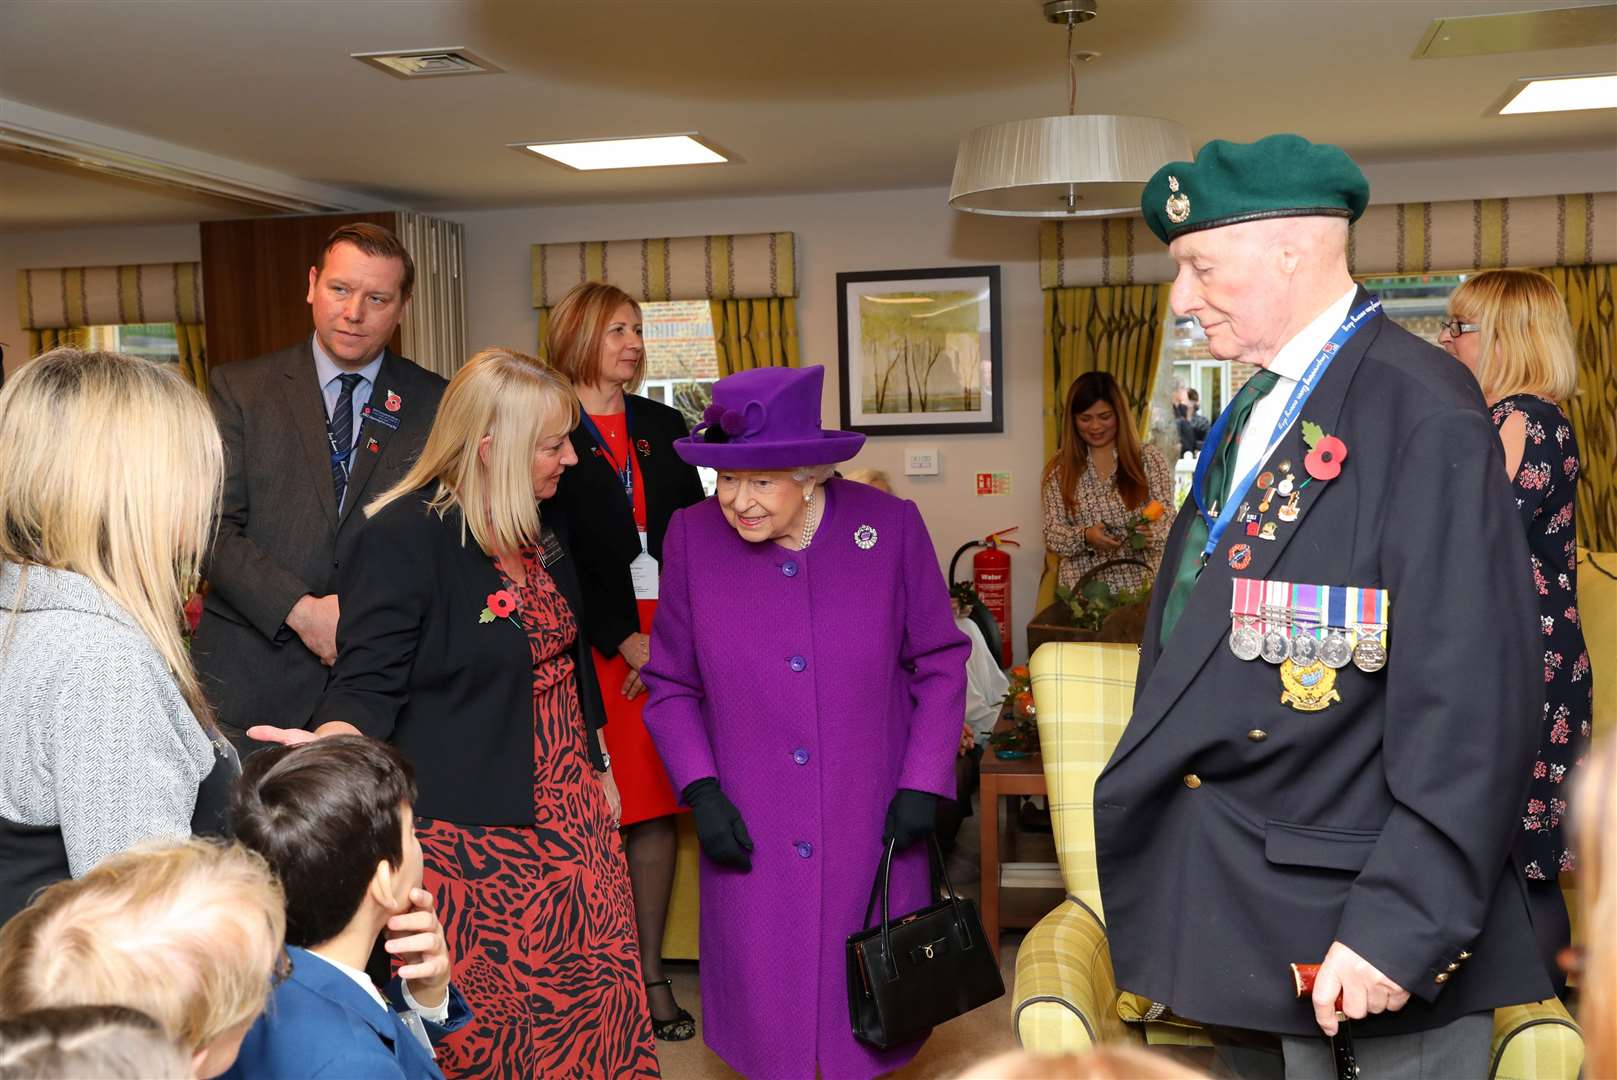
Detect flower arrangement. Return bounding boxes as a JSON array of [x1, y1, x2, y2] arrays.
[[990, 664, 1038, 758]]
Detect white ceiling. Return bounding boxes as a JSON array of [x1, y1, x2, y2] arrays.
[[1, 0, 1614, 230]]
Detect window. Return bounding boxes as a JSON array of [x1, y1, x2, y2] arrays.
[[640, 300, 720, 494], [1144, 272, 1470, 505], [86, 323, 180, 365]]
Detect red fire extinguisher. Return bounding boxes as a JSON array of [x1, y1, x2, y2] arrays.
[[949, 527, 1019, 667]]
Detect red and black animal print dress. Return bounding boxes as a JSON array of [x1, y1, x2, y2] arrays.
[[417, 545, 659, 1078]]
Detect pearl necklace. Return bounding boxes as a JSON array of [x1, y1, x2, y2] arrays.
[[800, 491, 820, 550]]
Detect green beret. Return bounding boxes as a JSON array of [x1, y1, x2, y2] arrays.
[[1140, 133, 1370, 245]]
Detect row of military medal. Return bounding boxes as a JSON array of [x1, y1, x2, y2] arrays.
[[1229, 611, 1387, 673], [1227, 579, 1391, 674]]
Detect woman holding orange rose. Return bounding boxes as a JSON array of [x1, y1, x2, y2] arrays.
[[1041, 371, 1175, 593]]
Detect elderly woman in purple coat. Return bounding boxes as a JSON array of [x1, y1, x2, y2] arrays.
[[642, 365, 968, 1079]]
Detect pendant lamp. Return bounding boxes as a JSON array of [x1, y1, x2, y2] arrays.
[[949, 0, 1191, 218]]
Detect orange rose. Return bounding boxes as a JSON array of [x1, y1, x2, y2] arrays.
[[1141, 499, 1166, 522], [1014, 690, 1036, 714], [1010, 665, 1030, 680]]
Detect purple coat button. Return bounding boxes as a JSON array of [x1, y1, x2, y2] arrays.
[[792, 748, 810, 765], [789, 655, 807, 672], [782, 561, 798, 577], [796, 841, 814, 858]]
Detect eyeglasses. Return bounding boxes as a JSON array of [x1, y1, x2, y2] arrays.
[[1439, 318, 1479, 338]]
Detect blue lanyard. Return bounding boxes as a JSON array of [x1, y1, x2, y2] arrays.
[[1192, 295, 1381, 563], [577, 409, 635, 505]]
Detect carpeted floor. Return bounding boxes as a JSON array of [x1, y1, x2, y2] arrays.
[[649, 795, 1065, 1079]]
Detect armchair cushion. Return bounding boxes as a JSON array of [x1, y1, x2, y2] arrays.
[[1489, 997, 1583, 1080], [1013, 895, 1131, 1053]]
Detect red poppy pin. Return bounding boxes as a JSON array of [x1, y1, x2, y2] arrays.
[[365, 437, 380, 454], [1301, 421, 1347, 481], [635, 438, 651, 458], [384, 390, 402, 413], [479, 589, 520, 626]]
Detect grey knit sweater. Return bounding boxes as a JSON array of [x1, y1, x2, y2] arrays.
[[0, 562, 216, 876]]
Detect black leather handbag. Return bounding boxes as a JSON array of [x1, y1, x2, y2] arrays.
[[845, 836, 1005, 1049]]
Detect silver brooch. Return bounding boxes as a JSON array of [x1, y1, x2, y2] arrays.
[[854, 524, 878, 550]]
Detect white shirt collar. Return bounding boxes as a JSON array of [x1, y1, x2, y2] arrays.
[[304, 949, 390, 1015], [1265, 286, 1360, 382]]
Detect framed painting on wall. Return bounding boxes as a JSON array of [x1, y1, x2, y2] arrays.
[[836, 265, 1003, 436]]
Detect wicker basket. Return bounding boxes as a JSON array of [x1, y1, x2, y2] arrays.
[[1026, 557, 1153, 654]]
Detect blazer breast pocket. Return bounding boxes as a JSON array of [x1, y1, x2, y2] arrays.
[[1264, 820, 1380, 873]]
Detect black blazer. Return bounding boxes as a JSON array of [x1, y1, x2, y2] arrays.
[[310, 487, 607, 826], [1096, 293, 1550, 1036], [549, 394, 705, 657], [194, 341, 446, 738]]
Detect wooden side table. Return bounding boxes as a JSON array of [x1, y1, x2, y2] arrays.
[[979, 737, 1052, 961]]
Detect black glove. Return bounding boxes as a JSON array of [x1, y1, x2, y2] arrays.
[[682, 778, 754, 871], [882, 788, 939, 850]]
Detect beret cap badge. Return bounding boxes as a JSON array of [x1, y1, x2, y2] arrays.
[[1165, 175, 1191, 224]]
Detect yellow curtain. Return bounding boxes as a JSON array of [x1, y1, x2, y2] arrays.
[[173, 323, 208, 396], [26, 327, 88, 357], [710, 298, 800, 375], [536, 307, 553, 363], [1540, 264, 1616, 549], [1042, 284, 1171, 463]]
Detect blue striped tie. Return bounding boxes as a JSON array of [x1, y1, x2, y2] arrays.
[[330, 373, 363, 509]]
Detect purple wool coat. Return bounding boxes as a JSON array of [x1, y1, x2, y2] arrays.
[[644, 478, 968, 1080]]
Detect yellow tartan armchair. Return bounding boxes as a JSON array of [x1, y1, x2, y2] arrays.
[[1012, 642, 1584, 1078]]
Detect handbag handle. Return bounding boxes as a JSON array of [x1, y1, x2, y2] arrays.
[[860, 835, 975, 981]]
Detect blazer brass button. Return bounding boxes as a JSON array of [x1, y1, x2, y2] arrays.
[[1445, 962, 1460, 972], [1183, 774, 1202, 789], [1434, 972, 1450, 984], [1458, 950, 1473, 960], [1247, 729, 1268, 742]]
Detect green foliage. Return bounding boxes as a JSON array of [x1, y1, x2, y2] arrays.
[[1301, 420, 1325, 450], [1056, 577, 1154, 631]]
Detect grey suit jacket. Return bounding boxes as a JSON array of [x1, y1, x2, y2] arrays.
[[193, 339, 446, 737]]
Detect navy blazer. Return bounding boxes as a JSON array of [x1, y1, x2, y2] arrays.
[[223, 946, 470, 1080], [310, 487, 607, 825], [550, 393, 705, 657]]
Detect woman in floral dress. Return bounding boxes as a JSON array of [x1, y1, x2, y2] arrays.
[[285, 348, 660, 1076], [1442, 270, 1591, 995]]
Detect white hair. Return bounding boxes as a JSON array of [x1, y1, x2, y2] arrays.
[[790, 464, 837, 484]]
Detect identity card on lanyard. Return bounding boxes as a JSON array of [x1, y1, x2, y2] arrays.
[[577, 411, 659, 600], [1191, 295, 1382, 565]]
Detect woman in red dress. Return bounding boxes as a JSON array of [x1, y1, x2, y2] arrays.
[[287, 348, 660, 1077], [548, 283, 706, 1041]]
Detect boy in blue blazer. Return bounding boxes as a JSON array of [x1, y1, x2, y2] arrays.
[[223, 736, 471, 1079]]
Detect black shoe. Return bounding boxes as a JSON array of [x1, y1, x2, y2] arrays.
[[645, 978, 696, 1042], [1018, 800, 1052, 833]]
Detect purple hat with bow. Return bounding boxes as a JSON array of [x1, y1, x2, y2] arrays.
[[674, 365, 865, 470]]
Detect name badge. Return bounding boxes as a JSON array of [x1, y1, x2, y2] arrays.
[[362, 405, 400, 431], [630, 530, 659, 600], [539, 529, 566, 569]]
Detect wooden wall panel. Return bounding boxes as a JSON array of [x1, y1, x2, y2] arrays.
[[200, 212, 402, 367]]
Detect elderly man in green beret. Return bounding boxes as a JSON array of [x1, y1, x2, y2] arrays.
[[1095, 134, 1549, 1077]]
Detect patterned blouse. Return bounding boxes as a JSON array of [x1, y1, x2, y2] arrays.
[[1042, 444, 1175, 594], [1492, 394, 1590, 880]]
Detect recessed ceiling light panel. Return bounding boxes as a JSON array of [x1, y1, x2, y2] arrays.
[[514, 134, 728, 171], [1495, 72, 1617, 114]]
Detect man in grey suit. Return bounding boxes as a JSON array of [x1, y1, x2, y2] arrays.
[[194, 223, 447, 751]]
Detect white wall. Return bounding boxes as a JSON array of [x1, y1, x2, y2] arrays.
[[5, 142, 1613, 659]]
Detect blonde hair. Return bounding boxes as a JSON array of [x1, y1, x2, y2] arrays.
[[953, 1046, 1208, 1079], [544, 281, 644, 391], [368, 347, 579, 555], [842, 467, 893, 494], [0, 838, 286, 1056], [1577, 736, 1617, 1080], [0, 1006, 190, 1079], [1448, 270, 1579, 404], [0, 349, 222, 726]]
